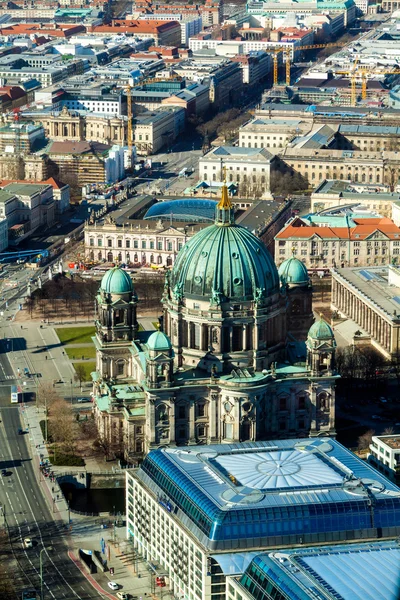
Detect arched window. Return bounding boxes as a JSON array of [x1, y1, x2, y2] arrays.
[[166, 256, 172, 266], [118, 252, 122, 262], [98, 251, 102, 260], [157, 255, 162, 264], [107, 252, 113, 262], [150, 254, 154, 263]]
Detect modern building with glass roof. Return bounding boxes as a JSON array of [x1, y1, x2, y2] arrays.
[[229, 540, 400, 600], [144, 199, 218, 223], [126, 438, 400, 600]]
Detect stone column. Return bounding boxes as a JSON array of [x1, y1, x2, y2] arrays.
[[188, 401, 196, 443], [169, 399, 175, 443], [242, 325, 247, 351], [208, 394, 217, 442], [310, 385, 317, 433]]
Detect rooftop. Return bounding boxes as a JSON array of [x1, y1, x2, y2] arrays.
[[137, 438, 400, 551], [376, 435, 400, 450], [331, 265, 400, 322], [238, 541, 400, 600], [276, 218, 400, 241], [144, 199, 218, 223], [3, 183, 49, 196]]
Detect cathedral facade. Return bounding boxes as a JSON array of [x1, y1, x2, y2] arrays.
[[92, 187, 337, 463]]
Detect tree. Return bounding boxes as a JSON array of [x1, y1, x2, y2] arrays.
[[49, 398, 78, 455], [358, 429, 375, 452], [74, 364, 87, 388]]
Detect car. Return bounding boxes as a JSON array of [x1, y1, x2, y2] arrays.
[[23, 368, 29, 376], [108, 582, 119, 591], [77, 397, 90, 404], [18, 428, 23, 435], [117, 593, 130, 600], [379, 397, 387, 403], [372, 415, 383, 420], [23, 538, 33, 548]]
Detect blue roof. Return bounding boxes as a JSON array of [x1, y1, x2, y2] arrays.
[[240, 541, 400, 600], [308, 318, 335, 341], [147, 330, 172, 352], [138, 439, 400, 551], [101, 267, 134, 294], [278, 256, 309, 286], [169, 221, 279, 302], [144, 199, 217, 223]]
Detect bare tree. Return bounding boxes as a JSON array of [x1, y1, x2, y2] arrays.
[[358, 429, 375, 452], [49, 399, 78, 454], [74, 364, 87, 388]]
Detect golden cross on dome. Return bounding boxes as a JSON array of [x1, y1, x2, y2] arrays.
[[217, 166, 232, 210]]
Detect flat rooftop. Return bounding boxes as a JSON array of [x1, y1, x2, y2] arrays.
[[313, 179, 400, 202], [377, 435, 400, 450], [239, 541, 400, 600], [331, 266, 400, 322], [137, 438, 400, 550]]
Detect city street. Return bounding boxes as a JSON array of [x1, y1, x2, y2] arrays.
[[0, 387, 104, 599]]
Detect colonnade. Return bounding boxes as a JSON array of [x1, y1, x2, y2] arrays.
[[332, 278, 392, 353]]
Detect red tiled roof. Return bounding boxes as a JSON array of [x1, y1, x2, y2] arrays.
[[276, 220, 400, 241]]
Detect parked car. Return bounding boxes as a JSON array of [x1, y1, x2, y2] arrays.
[[24, 538, 33, 548], [108, 582, 119, 591], [77, 397, 90, 404], [117, 593, 130, 600]]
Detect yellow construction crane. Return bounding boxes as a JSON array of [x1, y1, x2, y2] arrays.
[[335, 64, 400, 106], [126, 84, 133, 168], [271, 41, 348, 87]]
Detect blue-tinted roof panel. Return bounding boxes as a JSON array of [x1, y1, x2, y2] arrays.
[[144, 199, 217, 223]]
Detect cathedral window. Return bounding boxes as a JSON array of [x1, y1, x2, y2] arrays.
[[298, 396, 306, 409], [178, 406, 186, 419], [117, 361, 124, 375], [197, 404, 205, 417], [198, 426, 205, 437], [178, 428, 186, 439], [232, 326, 242, 351], [135, 441, 143, 453], [224, 423, 233, 439], [279, 420, 286, 431], [193, 324, 200, 349], [279, 397, 287, 411]]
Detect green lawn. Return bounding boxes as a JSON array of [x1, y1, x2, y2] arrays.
[[72, 361, 96, 381], [55, 326, 96, 345], [65, 345, 96, 360]]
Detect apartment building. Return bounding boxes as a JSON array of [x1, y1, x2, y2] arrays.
[[199, 146, 275, 197], [275, 216, 400, 269], [369, 435, 400, 484], [133, 106, 185, 155]]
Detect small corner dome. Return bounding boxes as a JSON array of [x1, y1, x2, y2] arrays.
[[308, 318, 334, 341], [278, 257, 309, 286], [147, 330, 172, 352], [101, 267, 134, 294]]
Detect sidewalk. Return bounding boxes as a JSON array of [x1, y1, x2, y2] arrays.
[[20, 402, 173, 600]]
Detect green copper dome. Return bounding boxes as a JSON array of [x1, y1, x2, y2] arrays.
[[101, 267, 134, 294], [278, 257, 309, 286], [170, 211, 280, 303], [308, 318, 335, 341], [147, 330, 172, 352]]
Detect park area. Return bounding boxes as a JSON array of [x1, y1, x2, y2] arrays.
[[55, 326, 96, 382]]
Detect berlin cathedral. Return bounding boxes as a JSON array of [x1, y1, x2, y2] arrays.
[[92, 184, 337, 462]]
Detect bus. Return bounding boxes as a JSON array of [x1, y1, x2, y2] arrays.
[[11, 385, 22, 404]]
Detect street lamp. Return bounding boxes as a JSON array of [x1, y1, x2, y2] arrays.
[[70, 379, 73, 405], [40, 546, 54, 600]]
